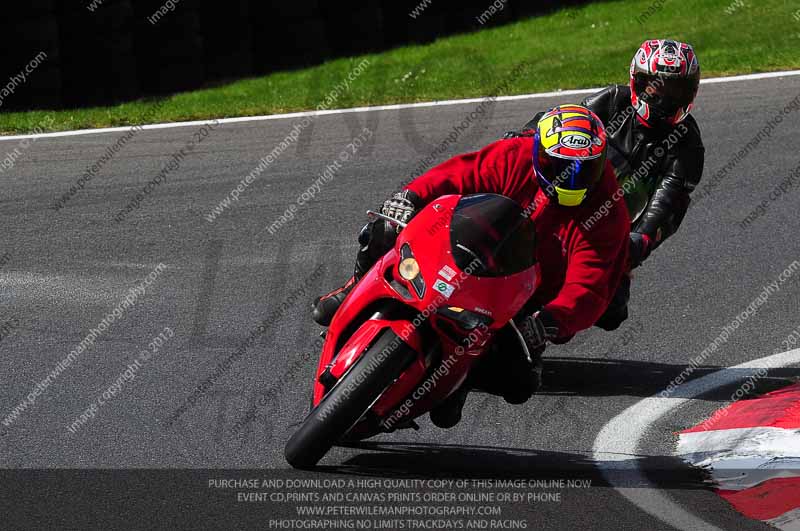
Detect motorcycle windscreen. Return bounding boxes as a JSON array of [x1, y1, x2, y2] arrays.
[[449, 194, 537, 278]]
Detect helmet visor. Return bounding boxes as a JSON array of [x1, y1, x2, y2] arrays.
[[535, 145, 605, 206], [634, 72, 699, 115]]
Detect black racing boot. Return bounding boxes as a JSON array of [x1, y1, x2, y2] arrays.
[[311, 276, 357, 326], [429, 385, 469, 429]]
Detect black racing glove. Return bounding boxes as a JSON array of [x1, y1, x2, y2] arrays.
[[629, 232, 653, 269], [381, 190, 420, 226], [516, 310, 559, 357]]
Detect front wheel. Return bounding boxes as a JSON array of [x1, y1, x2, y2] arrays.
[[284, 329, 416, 469]]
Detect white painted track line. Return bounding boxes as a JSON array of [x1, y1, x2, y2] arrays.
[[1, 70, 799, 142]]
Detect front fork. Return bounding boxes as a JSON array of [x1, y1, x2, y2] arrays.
[[313, 317, 426, 406]]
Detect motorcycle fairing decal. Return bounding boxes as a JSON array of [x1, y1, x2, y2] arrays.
[[432, 279, 455, 299], [438, 265, 457, 281]]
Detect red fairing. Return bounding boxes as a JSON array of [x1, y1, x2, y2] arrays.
[[405, 137, 630, 339], [328, 319, 424, 380], [311, 194, 537, 428], [311, 246, 413, 405]]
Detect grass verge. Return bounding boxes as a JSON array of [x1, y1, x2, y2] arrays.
[[1, 0, 798, 134]]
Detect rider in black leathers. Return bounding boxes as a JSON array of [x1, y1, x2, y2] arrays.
[[512, 39, 705, 330]]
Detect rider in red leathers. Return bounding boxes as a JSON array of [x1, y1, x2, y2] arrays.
[[313, 105, 630, 427]]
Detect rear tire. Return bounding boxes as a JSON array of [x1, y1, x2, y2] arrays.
[[284, 329, 415, 469]]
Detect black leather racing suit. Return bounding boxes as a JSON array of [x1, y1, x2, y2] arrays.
[[519, 84, 705, 329]]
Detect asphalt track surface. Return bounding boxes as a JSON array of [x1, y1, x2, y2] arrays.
[[1, 74, 799, 530]]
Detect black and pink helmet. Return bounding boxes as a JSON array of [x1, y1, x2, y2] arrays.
[[630, 39, 700, 127]]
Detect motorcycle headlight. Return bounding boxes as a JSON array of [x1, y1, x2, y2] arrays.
[[399, 258, 420, 281], [399, 244, 425, 298]]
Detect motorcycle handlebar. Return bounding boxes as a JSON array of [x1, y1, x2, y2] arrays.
[[366, 210, 408, 229]]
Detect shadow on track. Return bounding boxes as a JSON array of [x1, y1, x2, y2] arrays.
[[320, 441, 708, 489], [539, 357, 799, 399]]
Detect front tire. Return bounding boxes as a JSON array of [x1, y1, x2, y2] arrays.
[[284, 329, 415, 469]]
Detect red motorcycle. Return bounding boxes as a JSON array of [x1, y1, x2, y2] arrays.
[[285, 193, 538, 468]]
